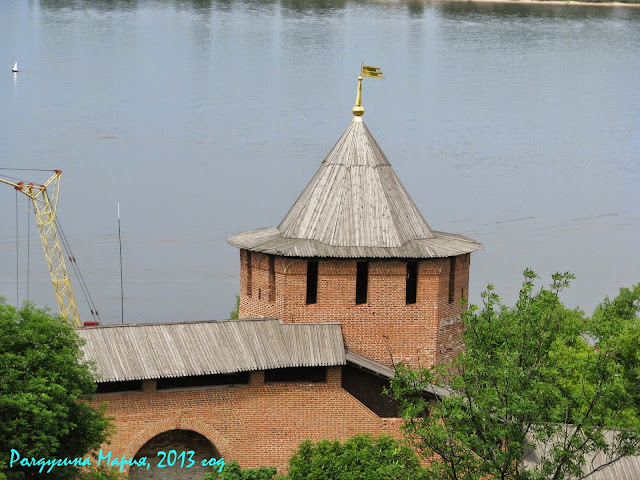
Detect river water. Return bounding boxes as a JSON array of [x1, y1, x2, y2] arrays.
[[1, 0, 638, 325]]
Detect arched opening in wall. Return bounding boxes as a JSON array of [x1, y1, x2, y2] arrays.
[[129, 429, 221, 480]]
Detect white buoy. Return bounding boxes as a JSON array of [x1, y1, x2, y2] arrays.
[[12, 61, 18, 73]]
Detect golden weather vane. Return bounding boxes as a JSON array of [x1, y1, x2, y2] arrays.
[[352, 64, 384, 118]]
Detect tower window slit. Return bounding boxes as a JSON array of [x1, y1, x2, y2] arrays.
[[268, 256, 276, 302], [246, 251, 252, 296], [406, 261, 418, 304], [355, 262, 368, 305], [306, 260, 318, 304], [448, 257, 456, 304]]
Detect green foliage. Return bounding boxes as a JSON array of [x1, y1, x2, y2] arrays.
[[286, 434, 429, 480], [76, 466, 127, 480], [0, 301, 113, 480], [592, 283, 640, 326], [230, 295, 240, 319], [204, 435, 427, 480], [590, 283, 640, 416], [204, 460, 279, 480], [389, 271, 640, 480]]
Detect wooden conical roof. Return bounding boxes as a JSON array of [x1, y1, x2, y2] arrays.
[[278, 118, 434, 247], [228, 117, 482, 259]]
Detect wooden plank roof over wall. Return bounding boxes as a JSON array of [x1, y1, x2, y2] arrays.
[[228, 117, 482, 259], [345, 350, 451, 399], [524, 429, 640, 480], [78, 319, 345, 382]]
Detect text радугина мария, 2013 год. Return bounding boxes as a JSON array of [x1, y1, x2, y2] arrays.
[[9, 449, 226, 473]]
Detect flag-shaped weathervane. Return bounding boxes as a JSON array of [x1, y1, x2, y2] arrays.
[[353, 65, 384, 117], [361, 65, 384, 79]]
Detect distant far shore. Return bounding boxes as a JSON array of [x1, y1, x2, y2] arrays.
[[427, 0, 640, 7]]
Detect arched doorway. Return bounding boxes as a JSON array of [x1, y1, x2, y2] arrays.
[[129, 429, 221, 480]]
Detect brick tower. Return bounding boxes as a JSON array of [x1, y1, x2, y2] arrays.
[[228, 74, 482, 369]]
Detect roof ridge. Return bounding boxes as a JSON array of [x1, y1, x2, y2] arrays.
[[79, 318, 345, 329], [77, 318, 282, 328]]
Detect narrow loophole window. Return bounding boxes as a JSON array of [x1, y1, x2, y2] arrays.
[[448, 257, 456, 304], [306, 260, 318, 304], [268, 256, 276, 302], [246, 251, 252, 297], [406, 261, 418, 304], [355, 261, 368, 305]]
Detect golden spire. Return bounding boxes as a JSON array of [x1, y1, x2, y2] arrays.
[[352, 65, 384, 119], [353, 76, 365, 117]]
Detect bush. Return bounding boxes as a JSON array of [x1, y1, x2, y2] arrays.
[[204, 460, 278, 480], [286, 434, 429, 480], [76, 466, 127, 480], [203, 435, 427, 480]]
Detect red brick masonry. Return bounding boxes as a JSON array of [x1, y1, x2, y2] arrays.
[[89, 251, 471, 475], [239, 251, 470, 368], [88, 368, 403, 473]]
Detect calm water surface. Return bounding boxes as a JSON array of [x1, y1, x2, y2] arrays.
[[1, 0, 639, 324]]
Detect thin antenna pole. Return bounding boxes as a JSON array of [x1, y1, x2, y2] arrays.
[[118, 202, 124, 324], [27, 202, 30, 301], [15, 190, 19, 307]]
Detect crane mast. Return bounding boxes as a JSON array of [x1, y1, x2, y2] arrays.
[[0, 170, 81, 327]]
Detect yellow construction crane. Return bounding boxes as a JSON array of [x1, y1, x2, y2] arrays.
[[0, 170, 81, 326]]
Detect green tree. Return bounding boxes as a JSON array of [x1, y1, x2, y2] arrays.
[[204, 460, 279, 480], [230, 295, 240, 319], [204, 435, 428, 480], [0, 301, 113, 480], [389, 271, 640, 480], [286, 434, 430, 480], [76, 466, 127, 480], [589, 283, 640, 409]]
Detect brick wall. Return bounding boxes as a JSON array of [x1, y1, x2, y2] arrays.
[[89, 367, 404, 475], [238, 250, 470, 369], [437, 253, 470, 365]]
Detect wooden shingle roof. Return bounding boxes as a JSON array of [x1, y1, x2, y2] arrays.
[[346, 350, 451, 399], [228, 117, 482, 259], [524, 429, 640, 480], [78, 318, 345, 382]]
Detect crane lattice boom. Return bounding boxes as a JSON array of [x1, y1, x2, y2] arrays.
[[0, 170, 80, 326]]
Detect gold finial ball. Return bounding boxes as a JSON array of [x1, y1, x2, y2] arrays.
[[353, 76, 365, 116]]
